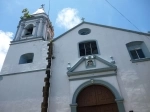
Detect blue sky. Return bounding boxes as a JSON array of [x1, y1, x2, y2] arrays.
[[0, 0, 150, 70]]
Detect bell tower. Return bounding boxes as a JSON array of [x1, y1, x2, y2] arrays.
[[14, 7, 54, 42], [1, 7, 54, 74], [0, 7, 53, 112]]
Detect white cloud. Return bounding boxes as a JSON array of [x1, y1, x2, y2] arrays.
[[56, 8, 82, 29], [0, 30, 13, 71]]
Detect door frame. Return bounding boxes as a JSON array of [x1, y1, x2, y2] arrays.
[[70, 80, 125, 112]]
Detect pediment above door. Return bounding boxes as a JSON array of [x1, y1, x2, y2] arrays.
[[67, 55, 117, 80]]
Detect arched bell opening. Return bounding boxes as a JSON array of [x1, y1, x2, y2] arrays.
[[24, 24, 34, 36]]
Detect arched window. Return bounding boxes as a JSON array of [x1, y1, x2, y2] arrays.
[[79, 41, 98, 56], [19, 53, 34, 64], [126, 41, 150, 60], [24, 24, 33, 36]]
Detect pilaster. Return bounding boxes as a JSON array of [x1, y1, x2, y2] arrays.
[[34, 20, 40, 37], [16, 23, 25, 40], [37, 18, 43, 37], [70, 103, 77, 112], [115, 99, 126, 112], [13, 25, 19, 41], [40, 19, 46, 38]]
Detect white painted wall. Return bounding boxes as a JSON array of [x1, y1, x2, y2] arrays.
[[0, 12, 51, 112], [0, 71, 45, 112], [0, 40, 48, 75], [0, 39, 48, 112], [1, 22, 150, 112], [50, 23, 150, 112]]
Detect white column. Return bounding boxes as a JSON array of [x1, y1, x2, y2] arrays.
[[34, 20, 40, 37], [40, 19, 46, 38], [16, 23, 25, 40], [37, 18, 43, 37], [13, 25, 19, 41], [43, 21, 48, 39]]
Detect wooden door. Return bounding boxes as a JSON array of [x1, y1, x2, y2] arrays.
[[77, 85, 118, 112]]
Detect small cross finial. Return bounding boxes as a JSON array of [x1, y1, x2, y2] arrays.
[[81, 17, 85, 22], [41, 4, 45, 9]]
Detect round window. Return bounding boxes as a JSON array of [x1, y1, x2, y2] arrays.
[[78, 28, 91, 35]]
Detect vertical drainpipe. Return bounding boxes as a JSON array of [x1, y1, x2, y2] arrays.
[[41, 42, 52, 112]]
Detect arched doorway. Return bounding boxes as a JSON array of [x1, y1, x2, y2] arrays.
[[76, 85, 119, 112]]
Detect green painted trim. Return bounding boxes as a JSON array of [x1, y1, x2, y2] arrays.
[[72, 80, 121, 102], [70, 103, 77, 107], [67, 55, 117, 75], [131, 58, 150, 63], [67, 67, 116, 76], [95, 56, 117, 68], [70, 103, 77, 112], [69, 73, 116, 81], [53, 21, 150, 42], [68, 57, 85, 72], [70, 80, 125, 112], [115, 99, 126, 112]]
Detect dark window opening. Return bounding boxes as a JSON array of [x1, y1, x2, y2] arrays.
[[25, 24, 33, 36], [19, 53, 34, 64], [130, 49, 145, 59], [25, 28, 33, 35], [79, 41, 98, 56], [78, 28, 91, 35], [126, 41, 149, 61]]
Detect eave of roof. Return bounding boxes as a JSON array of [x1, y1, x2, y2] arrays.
[[52, 21, 150, 42]]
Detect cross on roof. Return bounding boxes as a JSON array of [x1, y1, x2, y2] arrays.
[[41, 4, 45, 9], [81, 17, 85, 22]]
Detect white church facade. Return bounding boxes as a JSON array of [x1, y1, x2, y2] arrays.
[[0, 7, 150, 112]]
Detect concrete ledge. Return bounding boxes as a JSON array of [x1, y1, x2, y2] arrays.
[[0, 68, 47, 76], [131, 58, 150, 63], [69, 73, 116, 81], [11, 37, 45, 45]]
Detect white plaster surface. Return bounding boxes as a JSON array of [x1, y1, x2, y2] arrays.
[[1, 22, 150, 112], [0, 12, 51, 112], [0, 40, 48, 75], [0, 71, 45, 112], [50, 23, 150, 112]]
